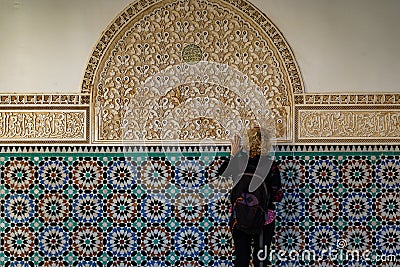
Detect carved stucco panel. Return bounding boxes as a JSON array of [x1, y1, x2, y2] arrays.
[[93, 0, 295, 143], [0, 109, 88, 142], [296, 106, 400, 142]]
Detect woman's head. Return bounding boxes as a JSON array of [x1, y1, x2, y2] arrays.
[[247, 126, 271, 158]]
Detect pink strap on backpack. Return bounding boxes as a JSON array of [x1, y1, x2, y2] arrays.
[[265, 209, 275, 225]]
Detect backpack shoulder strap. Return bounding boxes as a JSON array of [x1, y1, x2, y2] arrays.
[[263, 182, 270, 208]]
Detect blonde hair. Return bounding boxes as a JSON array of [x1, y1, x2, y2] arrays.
[[247, 127, 271, 158]]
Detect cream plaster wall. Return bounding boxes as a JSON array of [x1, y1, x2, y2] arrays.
[[0, 0, 399, 94], [0, 0, 132, 93], [252, 0, 400, 93]]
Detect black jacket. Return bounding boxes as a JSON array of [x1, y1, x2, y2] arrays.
[[218, 151, 281, 210]]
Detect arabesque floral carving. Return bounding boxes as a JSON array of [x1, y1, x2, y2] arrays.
[[92, 0, 296, 142]]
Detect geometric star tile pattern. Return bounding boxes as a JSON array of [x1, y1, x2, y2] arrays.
[[275, 154, 400, 267], [0, 148, 399, 266]]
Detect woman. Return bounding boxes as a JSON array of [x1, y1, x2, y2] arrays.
[[219, 127, 282, 267]]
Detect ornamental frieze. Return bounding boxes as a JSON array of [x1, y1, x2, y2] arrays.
[[0, 94, 90, 105], [296, 106, 400, 143], [303, 94, 400, 105], [0, 108, 89, 143]]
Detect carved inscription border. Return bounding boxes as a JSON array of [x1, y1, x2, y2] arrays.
[[303, 93, 400, 105], [0, 106, 90, 143], [295, 105, 400, 143], [0, 94, 90, 106]]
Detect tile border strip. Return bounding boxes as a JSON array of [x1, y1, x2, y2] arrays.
[[0, 145, 400, 154]]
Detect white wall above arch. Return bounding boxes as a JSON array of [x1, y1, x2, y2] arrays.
[[251, 0, 400, 93]]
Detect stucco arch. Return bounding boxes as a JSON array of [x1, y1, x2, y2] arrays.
[[82, 0, 304, 143]]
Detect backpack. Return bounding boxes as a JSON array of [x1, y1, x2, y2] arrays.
[[231, 173, 270, 235]]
